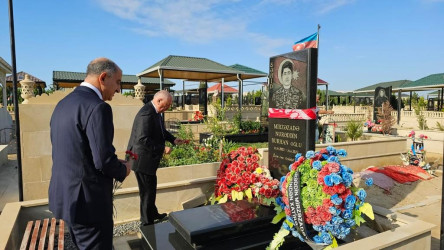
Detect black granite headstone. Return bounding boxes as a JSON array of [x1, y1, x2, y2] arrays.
[[140, 200, 311, 250], [198, 82, 208, 116], [373, 86, 391, 121], [168, 199, 277, 246], [268, 49, 318, 179]]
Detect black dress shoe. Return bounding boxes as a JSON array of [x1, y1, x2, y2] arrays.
[[154, 213, 167, 221]]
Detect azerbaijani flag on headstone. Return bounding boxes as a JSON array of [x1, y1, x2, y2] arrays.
[[292, 32, 318, 51]]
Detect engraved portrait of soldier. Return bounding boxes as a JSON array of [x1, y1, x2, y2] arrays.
[[270, 58, 306, 109]]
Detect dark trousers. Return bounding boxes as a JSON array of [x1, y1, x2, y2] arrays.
[[135, 171, 159, 225], [68, 220, 113, 250]]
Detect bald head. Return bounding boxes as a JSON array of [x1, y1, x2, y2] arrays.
[[86, 57, 120, 78], [84, 57, 122, 101], [152, 90, 172, 113], [153, 90, 172, 102]]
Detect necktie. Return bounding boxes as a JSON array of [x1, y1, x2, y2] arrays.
[[159, 114, 165, 139]]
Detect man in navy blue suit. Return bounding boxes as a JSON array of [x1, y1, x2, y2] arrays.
[[49, 57, 131, 249]]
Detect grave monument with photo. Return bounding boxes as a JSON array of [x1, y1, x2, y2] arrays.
[[268, 49, 318, 179], [139, 48, 318, 250]]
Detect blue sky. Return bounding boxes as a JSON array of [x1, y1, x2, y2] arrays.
[[0, 0, 443, 92]]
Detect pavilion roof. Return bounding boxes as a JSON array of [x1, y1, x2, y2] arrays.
[[207, 82, 238, 93], [6, 71, 46, 88], [400, 73, 444, 91], [53, 71, 175, 89], [353, 80, 411, 93], [137, 55, 242, 82]]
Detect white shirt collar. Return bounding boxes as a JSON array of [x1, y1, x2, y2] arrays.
[[80, 82, 103, 100], [151, 100, 159, 113]]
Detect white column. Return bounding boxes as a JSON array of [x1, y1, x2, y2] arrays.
[[0, 73, 6, 107]]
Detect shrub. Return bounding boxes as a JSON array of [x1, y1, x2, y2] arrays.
[[413, 101, 428, 130], [240, 120, 261, 134], [345, 120, 363, 141], [377, 101, 396, 135]]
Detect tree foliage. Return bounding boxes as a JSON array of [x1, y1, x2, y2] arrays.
[[376, 101, 396, 135], [345, 120, 363, 141]]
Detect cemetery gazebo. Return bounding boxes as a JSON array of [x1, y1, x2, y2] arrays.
[[137, 55, 267, 114]]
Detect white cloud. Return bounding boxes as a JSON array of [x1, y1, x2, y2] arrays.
[[316, 0, 355, 15], [247, 33, 293, 57], [95, 0, 246, 43], [94, 0, 352, 55]]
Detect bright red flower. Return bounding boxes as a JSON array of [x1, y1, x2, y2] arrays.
[[326, 162, 340, 173]]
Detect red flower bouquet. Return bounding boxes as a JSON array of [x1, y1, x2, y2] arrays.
[[193, 111, 204, 121], [211, 147, 280, 206]]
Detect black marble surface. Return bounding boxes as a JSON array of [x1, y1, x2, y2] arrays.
[[140, 221, 311, 250], [168, 200, 277, 246]]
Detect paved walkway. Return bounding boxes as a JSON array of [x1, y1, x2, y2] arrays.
[[0, 154, 18, 213]]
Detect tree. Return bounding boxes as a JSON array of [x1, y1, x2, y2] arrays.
[[122, 90, 135, 97], [345, 120, 363, 141], [413, 100, 428, 130], [377, 101, 396, 135], [317, 89, 326, 106]]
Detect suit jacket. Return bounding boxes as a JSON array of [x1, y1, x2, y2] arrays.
[[49, 86, 127, 224], [127, 101, 176, 175]]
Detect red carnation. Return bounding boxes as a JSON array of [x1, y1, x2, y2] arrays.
[[334, 183, 346, 194], [322, 198, 334, 207], [326, 162, 340, 173]]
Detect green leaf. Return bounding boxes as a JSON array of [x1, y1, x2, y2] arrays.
[[268, 228, 289, 250], [274, 204, 283, 214], [237, 191, 244, 200], [350, 186, 358, 193], [219, 195, 228, 204], [354, 214, 366, 226], [271, 211, 286, 224], [359, 203, 375, 220], [245, 188, 253, 201], [209, 194, 216, 205], [265, 198, 273, 206], [284, 219, 294, 228], [325, 237, 338, 249]]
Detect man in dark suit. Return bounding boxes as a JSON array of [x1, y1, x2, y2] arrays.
[[49, 58, 131, 249], [127, 90, 183, 226]]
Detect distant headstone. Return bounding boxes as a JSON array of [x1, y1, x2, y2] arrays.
[[373, 86, 391, 121], [427, 98, 435, 111], [268, 49, 318, 179], [199, 82, 208, 116]]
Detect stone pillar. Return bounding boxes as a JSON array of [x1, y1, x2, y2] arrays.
[[0, 74, 6, 107], [20, 74, 35, 104], [134, 78, 146, 101]]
